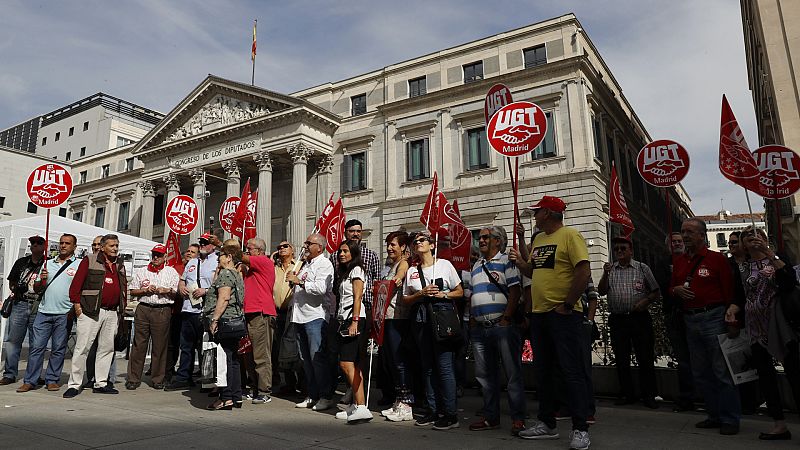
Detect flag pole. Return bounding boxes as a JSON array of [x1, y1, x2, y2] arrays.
[[743, 186, 756, 228], [251, 19, 257, 86], [512, 156, 520, 250]]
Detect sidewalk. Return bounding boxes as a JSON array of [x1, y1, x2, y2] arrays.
[[0, 357, 791, 449]]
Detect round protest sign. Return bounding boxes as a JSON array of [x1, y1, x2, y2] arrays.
[[753, 145, 800, 199], [484, 83, 513, 124], [165, 194, 199, 235], [636, 139, 690, 187], [219, 196, 240, 233], [486, 101, 548, 157], [26, 163, 73, 208]]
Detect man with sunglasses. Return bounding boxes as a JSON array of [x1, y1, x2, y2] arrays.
[[126, 245, 180, 390], [273, 241, 299, 392], [597, 236, 661, 409], [287, 233, 334, 411]]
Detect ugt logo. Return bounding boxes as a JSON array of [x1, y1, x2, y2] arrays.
[[30, 165, 69, 199], [641, 143, 685, 177], [167, 197, 198, 232], [492, 106, 541, 145]]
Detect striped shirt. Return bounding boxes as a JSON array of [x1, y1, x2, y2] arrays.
[[465, 252, 520, 321], [605, 259, 660, 314]]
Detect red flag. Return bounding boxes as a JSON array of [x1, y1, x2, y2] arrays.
[[165, 230, 182, 268], [719, 94, 760, 192], [232, 179, 251, 238], [322, 198, 346, 254], [243, 189, 258, 243], [420, 172, 440, 233], [314, 192, 335, 233], [452, 199, 460, 216], [251, 20, 257, 62], [434, 192, 472, 271], [609, 163, 635, 237]]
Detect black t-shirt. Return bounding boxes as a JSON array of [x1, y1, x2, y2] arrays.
[[7, 256, 44, 300]]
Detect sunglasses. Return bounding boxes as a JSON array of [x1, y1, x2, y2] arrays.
[[413, 238, 430, 245], [478, 234, 492, 241], [277, 244, 291, 250]]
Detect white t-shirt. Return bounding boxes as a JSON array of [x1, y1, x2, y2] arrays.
[[337, 266, 366, 320], [403, 259, 461, 297]]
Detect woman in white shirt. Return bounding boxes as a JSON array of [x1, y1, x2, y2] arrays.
[[333, 240, 372, 423], [403, 231, 464, 431]]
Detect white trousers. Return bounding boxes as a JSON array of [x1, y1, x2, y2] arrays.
[[68, 309, 118, 389]]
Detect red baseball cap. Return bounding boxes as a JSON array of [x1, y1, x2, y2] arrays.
[[530, 196, 566, 212], [199, 233, 214, 244], [151, 244, 167, 255]]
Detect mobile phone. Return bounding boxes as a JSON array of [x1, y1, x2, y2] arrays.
[[435, 278, 444, 290]]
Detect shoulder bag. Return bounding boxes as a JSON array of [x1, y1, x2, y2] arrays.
[[419, 263, 462, 346], [216, 270, 247, 340], [3, 258, 72, 319]]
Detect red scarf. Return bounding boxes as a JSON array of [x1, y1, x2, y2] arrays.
[[147, 262, 165, 273]]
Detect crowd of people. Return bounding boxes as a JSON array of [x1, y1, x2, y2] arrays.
[[3, 196, 800, 449]]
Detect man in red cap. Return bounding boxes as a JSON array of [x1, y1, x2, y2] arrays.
[[510, 196, 592, 450], [125, 244, 180, 390]]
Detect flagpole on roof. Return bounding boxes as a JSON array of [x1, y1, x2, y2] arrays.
[[251, 19, 257, 86]]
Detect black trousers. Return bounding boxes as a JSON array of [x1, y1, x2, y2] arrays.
[[751, 342, 800, 421], [609, 312, 657, 400]]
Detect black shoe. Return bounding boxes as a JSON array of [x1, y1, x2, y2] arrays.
[[63, 388, 80, 398], [759, 430, 791, 440], [719, 423, 739, 435], [92, 385, 119, 394], [152, 383, 165, 390], [125, 382, 140, 390], [415, 413, 438, 427], [164, 381, 190, 391], [695, 419, 721, 429], [37, 378, 45, 386], [642, 399, 659, 409], [432, 414, 460, 430]]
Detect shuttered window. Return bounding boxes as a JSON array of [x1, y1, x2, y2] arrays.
[[407, 138, 430, 180]]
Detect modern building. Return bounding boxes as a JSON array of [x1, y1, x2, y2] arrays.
[[741, 0, 800, 259], [113, 13, 691, 280], [697, 210, 766, 254]]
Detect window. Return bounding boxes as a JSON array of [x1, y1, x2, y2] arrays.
[[27, 202, 37, 214], [530, 111, 557, 160], [153, 194, 164, 225], [409, 76, 426, 98], [463, 61, 483, 83], [342, 152, 367, 192], [466, 127, 489, 170], [117, 136, 134, 147], [65, 151, 71, 161], [117, 202, 130, 230], [94, 207, 105, 228], [606, 134, 616, 167], [101, 164, 110, 178], [523, 44, 547, 68], [80, 147, 86, 157], [83, 121, 89, 131], [41, 137, 47, 146], [55, 132, 60, 141], [716, 233, 726, 248], [69, 127, 74, 136], [351, 94, 367, 116], [58, 207, 67, 217], [73, 211, 83, 222], [0, 196, 5, 207], [79, 171, 87, 184], [406, 138, 430, 181], [125, 157, 134, 171], [592, 116, 603, 160]]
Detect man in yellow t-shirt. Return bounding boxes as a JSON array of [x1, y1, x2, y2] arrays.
[[509, 196, 591, 448]]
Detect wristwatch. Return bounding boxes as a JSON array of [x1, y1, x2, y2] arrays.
[[352, 317, 360, 322]]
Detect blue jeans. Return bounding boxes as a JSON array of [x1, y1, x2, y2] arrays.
[[684, 307, 741, 426], [471, 323, 526, 421], [2, 300, 36, 380], [296, 318, 331, 401], [411, 303, 457, 416], [529, 311, 590, 431], [174, 313, 202, 382], [24, 313, 69, 385], [383, 319, 412, 403]]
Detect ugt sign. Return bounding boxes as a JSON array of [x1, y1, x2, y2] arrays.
[[486, 101, 548, 157], [165, 195, 199, 235], [26, 163, 73, 208], [636, 140, 690, 187], [753, 145, 800, 199]]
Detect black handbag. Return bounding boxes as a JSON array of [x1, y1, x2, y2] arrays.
[[1, 295, 12, 319], [217, 315, 247, 340], [416, 263, 462, 346]]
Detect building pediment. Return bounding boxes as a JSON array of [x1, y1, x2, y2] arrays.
[[132, 75, 340, 157]]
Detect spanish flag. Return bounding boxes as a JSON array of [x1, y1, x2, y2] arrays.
[[251, 19, 257, 62]]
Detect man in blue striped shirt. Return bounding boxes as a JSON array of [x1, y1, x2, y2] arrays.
[[464, 226, 526, 436]]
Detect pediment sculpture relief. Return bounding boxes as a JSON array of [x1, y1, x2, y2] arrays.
[[164, 94, 270, 143]]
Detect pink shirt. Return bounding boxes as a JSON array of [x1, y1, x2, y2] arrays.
[[244, 255, 276, 315]]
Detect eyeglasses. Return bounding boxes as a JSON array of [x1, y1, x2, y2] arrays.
[[346, 228, 362, 234], [276, 244, 291, 250], [413, 238, 429, 245], [478, 234, 492, 241]]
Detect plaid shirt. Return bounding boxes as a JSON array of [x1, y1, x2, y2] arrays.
[[605, 259, 660, 314], [330, 243, 381, 307]]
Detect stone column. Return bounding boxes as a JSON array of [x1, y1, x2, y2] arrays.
[[189, 169, 205, 244], [163, 173, 181, 205], [288, 143, 313, 249], [139, 180, 156, 240], [253, 152, 273, 246], [222, 161, 241, 239], [316, 154, 334, 213], [107, 189, 119, 232]]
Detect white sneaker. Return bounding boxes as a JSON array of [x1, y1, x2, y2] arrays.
[[518, 421, 559, 440], [347, 405, 373, 423], [295, 397, 314, 408], [336, 404, 356, 420], [385, 402, 414, 422], [569, 430, 590, 450], [312, 397, 333, 411], [381, 400, 400, 417]]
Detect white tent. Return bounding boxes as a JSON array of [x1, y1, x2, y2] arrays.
[[0, 215, 160, 365]]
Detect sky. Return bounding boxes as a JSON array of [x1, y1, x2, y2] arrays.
[[0, 0, 762, 214]]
